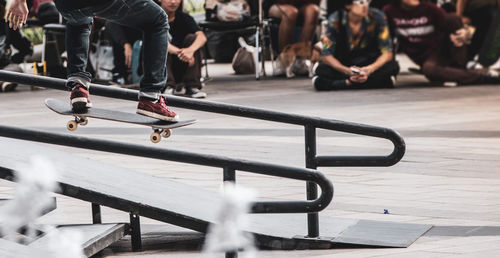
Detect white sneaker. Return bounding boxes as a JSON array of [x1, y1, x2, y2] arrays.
[[1, 82, 17, 92], [312, 61, 319, 75], [185, 88, 207, 98], [164, 87, 174, 95], [443, 81, 458, 87], [312, 76, 318, 86]]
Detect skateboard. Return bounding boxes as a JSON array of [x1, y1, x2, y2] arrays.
[[478, 7, 500, 67], [45, 98, 196, 143]]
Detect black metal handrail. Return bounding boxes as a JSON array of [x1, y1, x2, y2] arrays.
[[0, 125, 333, 214], [0, 71, 406, 237], [0, 70, 405, 166]]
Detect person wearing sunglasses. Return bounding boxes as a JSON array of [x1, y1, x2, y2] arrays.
[[313, 0, 399, 90], [383, 0, 499, 85]]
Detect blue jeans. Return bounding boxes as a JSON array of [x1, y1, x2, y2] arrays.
[[55, 0, 169, 93]]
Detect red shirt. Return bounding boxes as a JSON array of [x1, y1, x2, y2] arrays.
[[383, 2, 446, 65]]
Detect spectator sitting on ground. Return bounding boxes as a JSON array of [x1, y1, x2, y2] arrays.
[[313, 0, 399, 90], [454, 0, 499, 64], [264, 0, 320, 53], [383, 0, 500, 85], [105, 21, 142, 85], [161, 0, 207, 98]]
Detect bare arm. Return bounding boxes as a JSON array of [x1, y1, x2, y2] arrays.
[[320, 55, 352, 75], [455, 0, 471, 24], [456, 0, 467, 16], [187, 31, 207, 53], [178, 31, 207, 63], [168, 44, 181, 55], [362, 51, 393, 74]]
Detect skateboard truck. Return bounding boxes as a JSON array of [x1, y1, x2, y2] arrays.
[[150, 129, 172, 143], [67, 117, 172, 143], [66, 116, 88, 131]]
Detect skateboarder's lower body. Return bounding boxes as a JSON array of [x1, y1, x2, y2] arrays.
[[55, 0, 179, 122]]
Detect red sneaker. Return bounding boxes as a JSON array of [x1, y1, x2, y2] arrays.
[[136, 96, 179, 122], [70, 85, 92, 111]]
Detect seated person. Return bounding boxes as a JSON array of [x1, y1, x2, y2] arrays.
[[0, 0, 33, 63], [265, 0, 320, 52], [313, 0, 399, 90], [105, 21, 142, 85], [161, 0, 207, 98], [455, 0, 498, 63], [383, 0, 499, 85]]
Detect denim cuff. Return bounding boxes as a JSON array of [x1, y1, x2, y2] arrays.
[[138, 91, 160, 101], [67, 76, 91, 90]]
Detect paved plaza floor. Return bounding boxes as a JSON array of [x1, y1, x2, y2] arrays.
[[0, 56, 500, 257]]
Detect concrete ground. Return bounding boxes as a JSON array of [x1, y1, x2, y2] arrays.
[[0, 55, 500, 257]]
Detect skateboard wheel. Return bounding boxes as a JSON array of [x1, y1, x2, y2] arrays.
[[67, 121, 78, 131], [162, 129, 172, 138], [79, 118, 88, 126], [150, 132, 161, 143]]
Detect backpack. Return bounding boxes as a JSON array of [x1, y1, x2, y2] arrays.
[[232, 37, 255, 74]]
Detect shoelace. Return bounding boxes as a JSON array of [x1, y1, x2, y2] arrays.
[[159, 97, 173, 111]]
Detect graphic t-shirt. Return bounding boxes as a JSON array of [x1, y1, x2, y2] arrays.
[[383, 2, 446, 65]]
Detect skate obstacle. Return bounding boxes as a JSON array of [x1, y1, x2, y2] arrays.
[[0, 71, 430, 255]]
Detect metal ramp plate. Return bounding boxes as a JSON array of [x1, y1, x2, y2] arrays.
[[0, 138, 430, 249], [29, 223, 127, 257], [247, 214, 431, 248]]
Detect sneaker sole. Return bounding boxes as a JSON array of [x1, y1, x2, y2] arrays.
[[71, 97, 92, 111], [189, 93, 207, 98], [1, 82, 17, 92], [136, 109, 179, 122]]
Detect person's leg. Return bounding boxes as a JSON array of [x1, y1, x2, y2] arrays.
[[363, 60, 400, 88], [91, 0, 168, 94], [89, 0, 177, 121], [441, 13, 468, 67], [165, 52, 177, 88], [269, 4, 298, 52], [166, 51, 187, 95], [111, 41, 127, 83], [53, 4, 94, 110], [298, 3, 319, 43], [466, 6, 495, 60], [313, 63, 350, 91], [180, 34, 205, 98], [421, 54, 488, 84], [421, 14, 491, 85]]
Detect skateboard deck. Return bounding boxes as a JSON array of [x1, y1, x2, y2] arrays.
[[45, 98, 196, 143], [478, 7, 500, 67]]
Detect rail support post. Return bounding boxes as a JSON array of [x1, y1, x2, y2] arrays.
[[305, 125, 319, 238], [224, 167, 236, 183], [130, 213, 142, 251], [91, 203, 101, 224]]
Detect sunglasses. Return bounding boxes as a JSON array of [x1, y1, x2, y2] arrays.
[[352, 0, 371, 5]]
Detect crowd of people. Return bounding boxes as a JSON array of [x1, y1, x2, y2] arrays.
[[0, 0, 499, 99], [313, 0, 500, 91]]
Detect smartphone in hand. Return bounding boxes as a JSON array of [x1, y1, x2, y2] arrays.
[[350, 67, 361, 74]]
